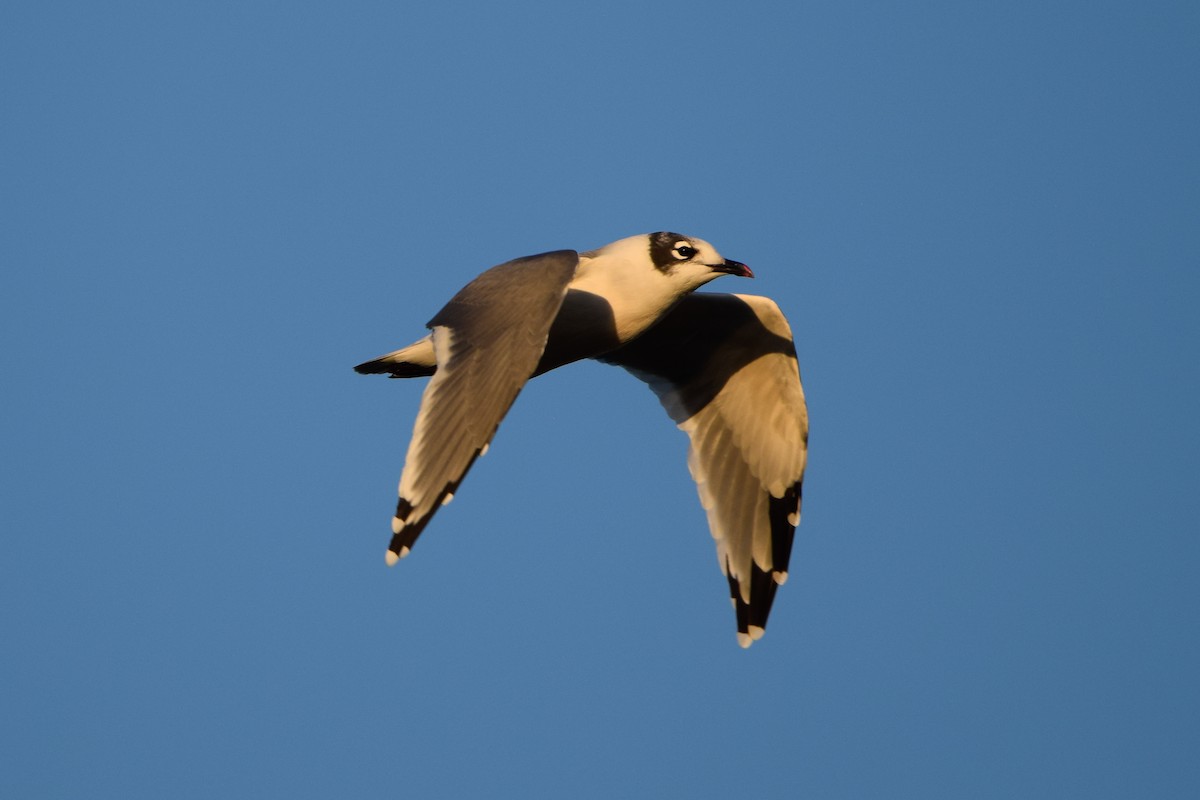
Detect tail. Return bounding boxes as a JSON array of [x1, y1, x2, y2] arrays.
[[353, 336, 437, 378]]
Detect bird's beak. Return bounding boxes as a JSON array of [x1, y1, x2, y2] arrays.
[[714, 259, 754, 279]]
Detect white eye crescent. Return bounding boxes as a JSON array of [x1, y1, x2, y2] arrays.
[[673, 243, 697, 260]]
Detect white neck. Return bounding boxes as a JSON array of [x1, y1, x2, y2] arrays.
[[569, 251, 714, 342]]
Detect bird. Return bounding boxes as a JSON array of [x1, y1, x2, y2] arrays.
[[354, 232, 808, 647]]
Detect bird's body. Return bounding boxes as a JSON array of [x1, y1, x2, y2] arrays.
[[355, 232, 808, 647]]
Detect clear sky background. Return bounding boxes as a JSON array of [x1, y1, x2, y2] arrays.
[[3, 2, 1198, 797]]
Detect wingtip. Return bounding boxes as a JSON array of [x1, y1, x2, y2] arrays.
[[749, 625, 765, 641], [384, 545, 410, 566], [737, 632, 753, 648], [353, 358, 389, 375]]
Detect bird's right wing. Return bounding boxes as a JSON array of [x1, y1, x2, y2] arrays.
[[599, 293, 808, 647], [381, 250, 579, 563]]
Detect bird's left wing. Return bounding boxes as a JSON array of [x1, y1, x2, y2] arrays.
[[382, 250, 579, 563], [599, 293, 808, 647]]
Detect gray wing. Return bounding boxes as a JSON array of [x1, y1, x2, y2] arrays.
[[599, 293, 808, 647], [382, 250, 579, 563]]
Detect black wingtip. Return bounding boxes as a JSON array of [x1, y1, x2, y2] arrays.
[[353, 358, 436, 378]]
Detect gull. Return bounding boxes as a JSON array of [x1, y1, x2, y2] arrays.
[[355, 232, 808, 647]]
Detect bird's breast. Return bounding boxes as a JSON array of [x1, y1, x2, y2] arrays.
[[533, 289, 624, 375], [567, 258, 683, 342]]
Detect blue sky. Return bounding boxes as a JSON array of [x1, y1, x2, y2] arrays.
[[3, 1, 1198, 797]]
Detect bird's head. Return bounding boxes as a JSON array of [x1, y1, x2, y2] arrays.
[[578, 232, 754, 307], [645, 231, 753, 288], [583, 231, 753, 289]]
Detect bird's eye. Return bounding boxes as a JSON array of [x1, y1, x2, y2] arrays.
[[673, 244, 697, 260]]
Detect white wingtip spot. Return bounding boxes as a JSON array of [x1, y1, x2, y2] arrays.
[[480, 443, 490, 457], [787, 511, 800, 526], [385, 550, 399, 566], [749, 625, 765, 641], [391, 516, 403, 534], [737, 632, 753, 649], [441, 492, 454, 506], [773, 570, 788, 586]]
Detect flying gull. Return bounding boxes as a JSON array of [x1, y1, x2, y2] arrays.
[[355, 232, 809, 647]]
